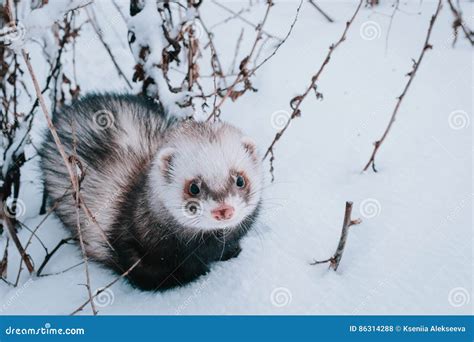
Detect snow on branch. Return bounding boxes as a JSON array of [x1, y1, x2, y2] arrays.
[[0, 0, 88, 281], [0, 0, 91, 52], [128, 0, 201, 117]]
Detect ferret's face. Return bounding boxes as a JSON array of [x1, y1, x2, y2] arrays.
[[150, 121, 262, 231]]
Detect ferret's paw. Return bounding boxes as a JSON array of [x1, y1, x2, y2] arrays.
[[221, 245, 242, 261]]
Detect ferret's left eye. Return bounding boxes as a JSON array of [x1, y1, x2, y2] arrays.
[[189, 182, 200, 195], [235, 175, 245, 188]]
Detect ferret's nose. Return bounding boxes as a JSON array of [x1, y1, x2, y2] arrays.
[[211, 205, 234, 221]]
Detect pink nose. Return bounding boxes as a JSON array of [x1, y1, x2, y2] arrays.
[[211, 204, 234, 221]]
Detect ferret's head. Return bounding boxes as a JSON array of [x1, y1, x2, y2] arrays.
[[149, 120, 263, 231]]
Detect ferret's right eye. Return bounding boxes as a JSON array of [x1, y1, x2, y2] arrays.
[[189, 183, 200, 196]]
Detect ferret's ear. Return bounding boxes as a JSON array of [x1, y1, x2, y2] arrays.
[[157, 147, 175, 174], [241, 137, 258, 160]]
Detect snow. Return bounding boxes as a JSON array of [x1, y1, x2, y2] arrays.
[[0, 0, 472, 315], [2, 0, 90, 53], [127, 0, 196, 117]]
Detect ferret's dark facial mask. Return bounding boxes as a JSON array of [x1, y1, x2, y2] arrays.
[[150, 121, 263, 231]]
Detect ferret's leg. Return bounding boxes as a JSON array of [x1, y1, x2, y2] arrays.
[[220, 244, 242, 261], [39, 185, 48, 215]]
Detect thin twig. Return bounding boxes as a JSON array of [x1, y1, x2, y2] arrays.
[[23, 50, 115, 249], [36, 237, 75, 276], [209, 6, 250, 31], [22, 50, 78, 189], [0, 205, 34, 274], [78, 195, 115, 251], [0, 238, 9, 280], [252, 0, 303, 73], [1, 0, 35, 277], [24, 199, 62, 252], [85, 7, 133, 89], [39, 261, 84, 277], [384, 0, 400, 53], [446, 0, 473, 47], [111, 0, 128, 22], [308, 0, 334, 23], [262, 0, 364, 180], [71, 123, 97, 315], [311, 201, 361, 271], [206, 0, 274, 121], [362, 0, 443, 172], [70, 258, 142, 315], [22, 48, 99, 314], [211, 0, 282, 41], [229, 28, 244, 74]]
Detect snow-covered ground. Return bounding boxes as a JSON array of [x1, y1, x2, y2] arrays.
[[0, 0, 472, 315]]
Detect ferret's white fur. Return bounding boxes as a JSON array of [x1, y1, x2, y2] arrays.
[[149, 122, 263, 231]]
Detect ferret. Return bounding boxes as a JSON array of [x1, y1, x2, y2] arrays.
[[39, 93, 263, 291]]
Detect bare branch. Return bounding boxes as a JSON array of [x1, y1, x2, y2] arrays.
[[22, 48, 101, 314], [36, 237, 75, 276], [446, 0, 473, 47], [262, 0, 364, 180], [311, 201, 361, 271], [229, 28, 244, 75], [70, 258, 142, 315], [362, 0, 443, 172], [22, 50, 78, 188], [384, 0, 400, 52], [206, 0, 274, 121], [0, 0, 35, 278], [308, 0, 334, 23], [211, 0, 282, 41], [197, 14, 227, 89], [0, 238, 9, 279], [252, 0, 303, 73], [0, 198, 34, 275], [71, 123, 97, 315], [85, 7, 133, 89]]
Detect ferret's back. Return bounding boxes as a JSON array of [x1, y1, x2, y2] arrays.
[[39, 94, 171, 258]]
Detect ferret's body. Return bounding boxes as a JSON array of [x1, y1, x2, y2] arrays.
[[40, 94, 262, 290]]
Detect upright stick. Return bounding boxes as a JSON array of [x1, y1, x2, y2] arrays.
[[311, 201, 361, 271]]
